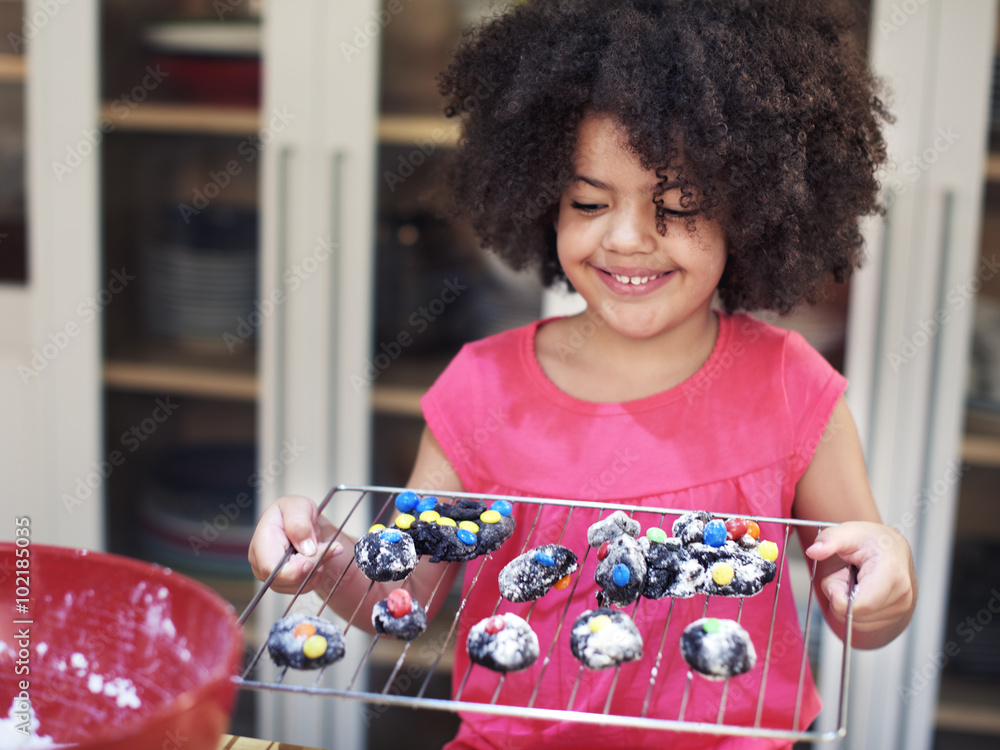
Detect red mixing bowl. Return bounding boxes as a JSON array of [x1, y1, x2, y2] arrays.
[[0, 543, 243, 749]]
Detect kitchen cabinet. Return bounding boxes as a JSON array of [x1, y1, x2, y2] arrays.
[[6, 0, 998, 748], [0, 0, 102, 550], [826, 2, 1000, 750]]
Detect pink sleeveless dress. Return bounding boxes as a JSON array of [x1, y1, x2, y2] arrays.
[[420, 312, 846, 750]]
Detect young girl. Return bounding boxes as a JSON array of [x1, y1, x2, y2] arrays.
[[249, 1, 917, 747]]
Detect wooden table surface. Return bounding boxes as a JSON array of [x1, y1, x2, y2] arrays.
[[218, 735, 326, 750]]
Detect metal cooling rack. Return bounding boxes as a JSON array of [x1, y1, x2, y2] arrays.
[[235, 484, 857, 743]]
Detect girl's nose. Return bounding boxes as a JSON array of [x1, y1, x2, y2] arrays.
[[603, 205, 657, 255]]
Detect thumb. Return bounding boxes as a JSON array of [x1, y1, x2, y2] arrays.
[[277, 495, 320, 557], [819, 567, 853, 619]]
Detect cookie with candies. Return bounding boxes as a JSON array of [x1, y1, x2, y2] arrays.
[[267, 613, 345, 670], [467, 613, 539, 673], [680, 617, 756, 679], [354, 527, 418, 582], [389, 495, 517, 562], [498, 544, 578, 602], [594, 535, 647, 607], [570, 608, 643, 670], [371, 589, 428, 641]]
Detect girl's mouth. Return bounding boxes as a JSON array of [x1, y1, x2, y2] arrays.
[[597, 267, 675, 295]]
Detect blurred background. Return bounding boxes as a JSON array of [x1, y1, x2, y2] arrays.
[[0, 0, 998, 749]]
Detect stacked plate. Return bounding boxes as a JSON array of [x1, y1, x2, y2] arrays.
[[136, 444, 256, 582], [141, 205, 258, 348]]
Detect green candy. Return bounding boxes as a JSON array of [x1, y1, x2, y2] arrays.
[[646, 527, 668, 544], [702, 618, 721, 634]]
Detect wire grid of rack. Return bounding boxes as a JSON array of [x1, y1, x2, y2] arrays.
[[235, 484, 857, 743]]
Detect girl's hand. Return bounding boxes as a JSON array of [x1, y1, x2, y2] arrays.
[[248, 494, 345, 594], [805, 521, 917, 645]]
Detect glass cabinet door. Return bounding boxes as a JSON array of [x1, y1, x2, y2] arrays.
[[0, 0, 27, 283]]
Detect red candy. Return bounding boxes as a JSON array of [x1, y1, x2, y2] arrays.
[[597, 541, 611, 561], [725, 517, 749, 541], [747, 520, 761, 540], [484, 615, 506, 634], [387, 588, 412, 618]]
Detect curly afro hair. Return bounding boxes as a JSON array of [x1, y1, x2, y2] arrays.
[[438, 0, 891, 314]]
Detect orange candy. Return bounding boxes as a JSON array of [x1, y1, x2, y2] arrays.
[[553, 574, 572, 590], [747, 520, 761, 540], [293, 622, 316, 639]]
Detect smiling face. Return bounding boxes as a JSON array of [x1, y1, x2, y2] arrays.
[[556, 114, 728, 344]]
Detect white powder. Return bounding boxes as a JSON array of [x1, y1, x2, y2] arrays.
[[87, 674, 104, 694], [0, 699, 68, 748], [101, 678, 141, 709]]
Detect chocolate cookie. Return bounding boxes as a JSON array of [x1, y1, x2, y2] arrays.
[[594, 535, 647, 607], [467, 613, 539, 673], [680, 618, 756, 679], [354, 528, 418, 582], [267, 613, 345, 670], [498, 544, 578, 602], [372, 589, 428, 641], [570, 608, 643, 670]]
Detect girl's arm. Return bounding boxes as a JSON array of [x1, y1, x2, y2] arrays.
[[793, 397, 918, 650], [248, 426, 464, 633]]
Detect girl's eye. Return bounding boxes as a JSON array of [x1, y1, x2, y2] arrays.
[[571, 201, 605, 214], [662, 207, 699, 218]]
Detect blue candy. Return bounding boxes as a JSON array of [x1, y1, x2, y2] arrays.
[[533, 550, 556, 567], [394, 491, 419, 513], [457, 528, 477, 545], [416, 497, 438, 514], [382, 529, 403, 544], [490, 499, 513, 517], [703, 519, 727, 547], [612, 563, 631, 586]]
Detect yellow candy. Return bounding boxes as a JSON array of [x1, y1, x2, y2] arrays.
[[368, 523, 386, 533], [302, 634, 328, 659], [712, 563, 735, 586], [419, 510, 441, 523], [394, 513, 415, 530], [459, 520, 480, 533], [757, 540, 779, 562], [436, 516, 457, 527], [589, 614, 613, 633], [480, 510, 502, 524]]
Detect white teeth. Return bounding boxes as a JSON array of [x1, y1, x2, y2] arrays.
[[611, 273, 661, 285]]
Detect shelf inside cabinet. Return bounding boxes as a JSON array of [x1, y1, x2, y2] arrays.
[[100, 102, 261, 136], [987, 153, 1000, 183], [936, 674, 1000, 735], [0, 53, 24, 82], [378, 115, 458, 147], [961, 433, 1000, 467], [98, 103, 456, 146], [372, 385, 425, 418], [104, 341, 257, 400]]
